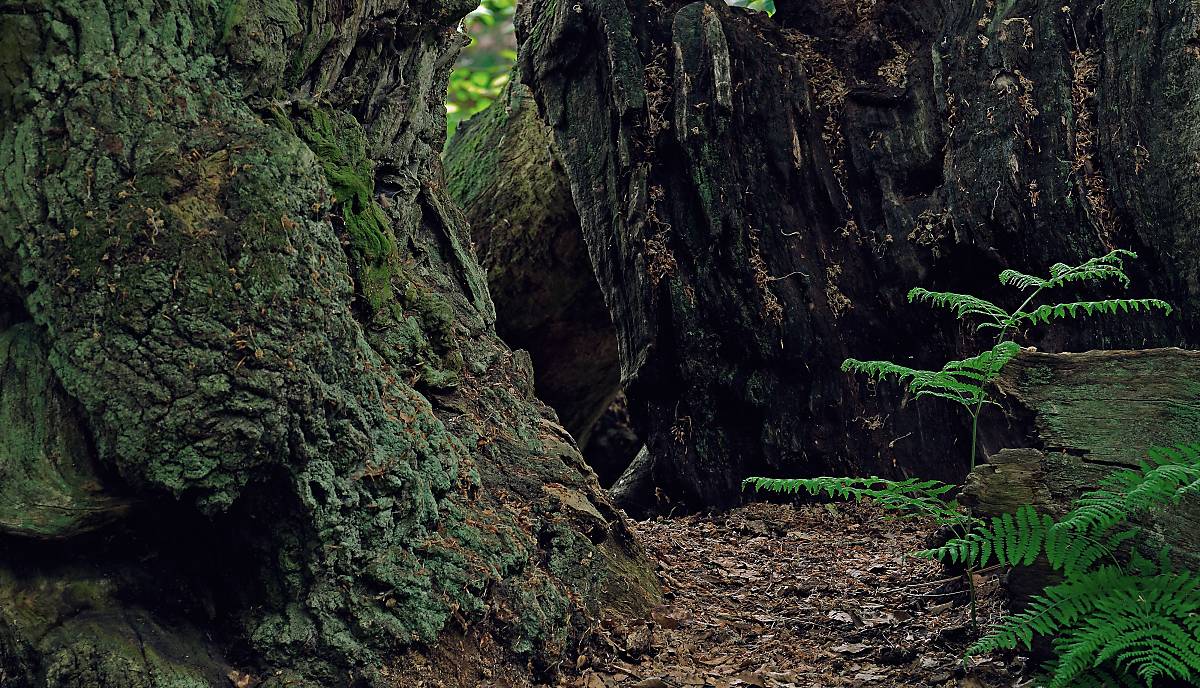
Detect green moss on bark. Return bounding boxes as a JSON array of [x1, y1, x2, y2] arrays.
[[0, 0, 657, 684]]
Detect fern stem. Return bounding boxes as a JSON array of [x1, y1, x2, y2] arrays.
[[967, 570, 979, 629], [968, 409, 981, 471], [973, 283, 1044, 470]]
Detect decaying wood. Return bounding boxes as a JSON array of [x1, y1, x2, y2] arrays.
[[968, 347, 1200, 603]]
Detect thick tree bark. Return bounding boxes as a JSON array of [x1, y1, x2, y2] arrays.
[[967, 347, 1200, 607], [444, 80, 621, 447], [0, 1, 656, 686], [518, 0, 1200, 510]]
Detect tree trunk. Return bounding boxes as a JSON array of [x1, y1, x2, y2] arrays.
[[518, 0, 1200, 510], [0, 1, 657, 685], [444, 80, 621, 448], [968, 347, 1200, 607]]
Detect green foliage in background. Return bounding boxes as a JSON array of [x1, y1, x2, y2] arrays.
[[727, 0, 775, 14], [447, 0, 516, 137]]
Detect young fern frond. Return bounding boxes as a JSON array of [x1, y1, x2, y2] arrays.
[[1015, 298, 1173, 326], [997, 268, 1051, 291], [908, 287, 1008, 326], [1043, 249, 1138, 289], [741, 475, 969, 526], [842, 342, 1020, 410], [840, 358, 924, 386], [1000, 249, 1139, 291]]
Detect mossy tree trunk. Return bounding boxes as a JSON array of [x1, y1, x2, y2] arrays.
[[444, 80, 621, 449], [0, 1, 657, 686], [518, 0, 1200, 511]]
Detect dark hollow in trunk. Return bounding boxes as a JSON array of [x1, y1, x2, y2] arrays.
[[445, 80, 622, 448]]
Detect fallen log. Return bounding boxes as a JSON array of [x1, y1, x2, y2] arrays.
[[967, 347, 1200, 603]]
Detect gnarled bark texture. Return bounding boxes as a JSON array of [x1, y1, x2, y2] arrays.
[[519, 0, 1200, 510], [0, 1, 657, 686], [444, 80, 621, 447]]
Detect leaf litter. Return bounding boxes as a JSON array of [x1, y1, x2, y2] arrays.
[[564, 501, 1023, 688]]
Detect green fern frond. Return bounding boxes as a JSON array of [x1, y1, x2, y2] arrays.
[[1016, 298, 1173, 326], [968, 566, 1129, 656], [741, 475, 970, 525], [843, 342, 1019, 410], [941, 445, 1200, 686], [997, 267, 1051, 290], [1045, 249, 1138, 289], [1042, 571, 1200, 688], [913, 341, 1020, 407], [915, 504, 1056, 568], [840, 358, 923, 385], [967, 568, 1200, 688], [1058, 443, 1200, 535], [908, 287, 1008, 325], [998, 249, 1139, 292]]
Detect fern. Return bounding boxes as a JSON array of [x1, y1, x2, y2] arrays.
[[751, 250, 1183, 686], [919, 444, 1200, 687], [908, 287, 1009, 326], [742, 475, 970, 526], [1016, 298, 1173, 326], [843, 341, 1020, 409], [843, 250, 1170, 471], [1060, 443, 1200, 535], [998, 249, 1139, 291]]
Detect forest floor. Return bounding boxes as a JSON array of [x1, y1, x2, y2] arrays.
[[565, 502, 1027, 688]]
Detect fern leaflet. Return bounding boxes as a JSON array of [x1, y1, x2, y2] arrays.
[[741, 475, 969, 526]]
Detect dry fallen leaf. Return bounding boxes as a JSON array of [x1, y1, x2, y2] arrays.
[[630, 678, 671, 688]]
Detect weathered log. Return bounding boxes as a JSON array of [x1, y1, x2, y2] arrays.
[[968, 348, 1200, 602], [518, 0, 1200, 510], [0, 1, 657, 685], [445, 80, 621, 447]]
